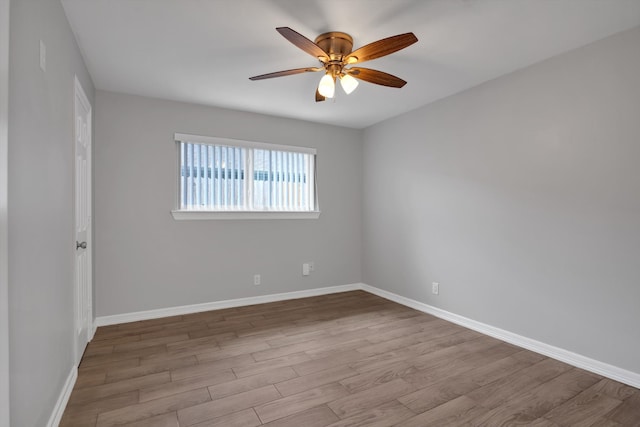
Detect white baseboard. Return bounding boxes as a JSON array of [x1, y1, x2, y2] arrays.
[[91, 281, 640, 389], [95, 283, 361, 327], [89, 323, 97, 341], [360, 283, 640, 389], [47, 367, 76, 427]]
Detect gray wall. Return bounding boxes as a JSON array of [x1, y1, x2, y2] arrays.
[[363, 26, 640, 374], [94, 91, 362, 317], [8, 0, 94, 425]]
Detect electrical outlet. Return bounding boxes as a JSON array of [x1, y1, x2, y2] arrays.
[[432, 282, 439, 295], [253, 274, 261, 286], [302, 263, 310, 276]]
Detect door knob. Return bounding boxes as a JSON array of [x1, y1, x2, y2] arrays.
[[76, 241, 87, 250]]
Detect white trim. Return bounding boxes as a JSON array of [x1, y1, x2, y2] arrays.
[[360, 283, 640, 389], [89, 323, 96, 342], [46, 367, 76, 427], [0, 0, 10, 425], [95, 284, 360, 327], [171, 210, 321, 221], [73, 75, 93, 366], [91, 281, 640, 389], [174, 135, 318, 215], [174, 133, 317, 155]]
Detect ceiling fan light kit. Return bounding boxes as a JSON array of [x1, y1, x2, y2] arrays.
[[318, 73, 335, 98], [249, 27, 418, 102], [339, 74, 359, 95]]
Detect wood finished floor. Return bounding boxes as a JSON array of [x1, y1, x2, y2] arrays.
[[61, 291, 640, 427]]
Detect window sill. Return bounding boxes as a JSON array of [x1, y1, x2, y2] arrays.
[[171, 210, 321, 220]]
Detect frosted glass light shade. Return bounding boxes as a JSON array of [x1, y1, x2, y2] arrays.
[[340, 74, 359, 94], [318, 74, 335, 98]]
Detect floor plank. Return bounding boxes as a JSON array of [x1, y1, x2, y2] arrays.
[[120, 411, 179, 427], [255, 382, 349, 423], [326, 400, 415, 427], [396, 395, 487, 427], [138, 369, 235, 402], [474, 368, 601, 426], [261, 406, 339, 427], [69, 372, 171, 405], [177, 385, 281, 426], [275, 365, 357, 397], [60, 391, 139, 427], [95, 388, 210, 427], [327, 378, 414, 418], [603, 392, 640, 425], [105, 355, 198, 384], [542, 383, 622, 426], [208, 367, 298, 400], [189, 408, 261, 427]]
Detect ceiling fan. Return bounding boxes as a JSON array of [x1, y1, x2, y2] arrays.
[[249, 27, 418, 102]]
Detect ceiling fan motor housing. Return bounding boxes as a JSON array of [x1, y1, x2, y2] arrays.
[[314, 31, 354, 62]]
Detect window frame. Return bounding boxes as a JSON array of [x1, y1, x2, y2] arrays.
[[171, 133, 320, 220]]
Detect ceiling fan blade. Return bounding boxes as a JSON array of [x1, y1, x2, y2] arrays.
[[276, 27, 329, 62], [315, 88, 326, 102], [249, 67, 322, 80], [345, 33, 418, 64], [348, 67, 407, 88]]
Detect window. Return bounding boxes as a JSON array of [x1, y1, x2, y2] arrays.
[[172, 133, 319, 220]]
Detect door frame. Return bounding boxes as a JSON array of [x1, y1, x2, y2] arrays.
[[0, 0, 10, 425], [73, 75, 93, 365]]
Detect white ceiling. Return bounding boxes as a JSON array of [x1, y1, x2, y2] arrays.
[[61, 0, 640, 129]]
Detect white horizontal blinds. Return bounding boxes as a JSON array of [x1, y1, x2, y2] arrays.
[[177, 135, 315, 212]]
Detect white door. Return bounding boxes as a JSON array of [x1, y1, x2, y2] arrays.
[[74, 76, 92, 365]]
